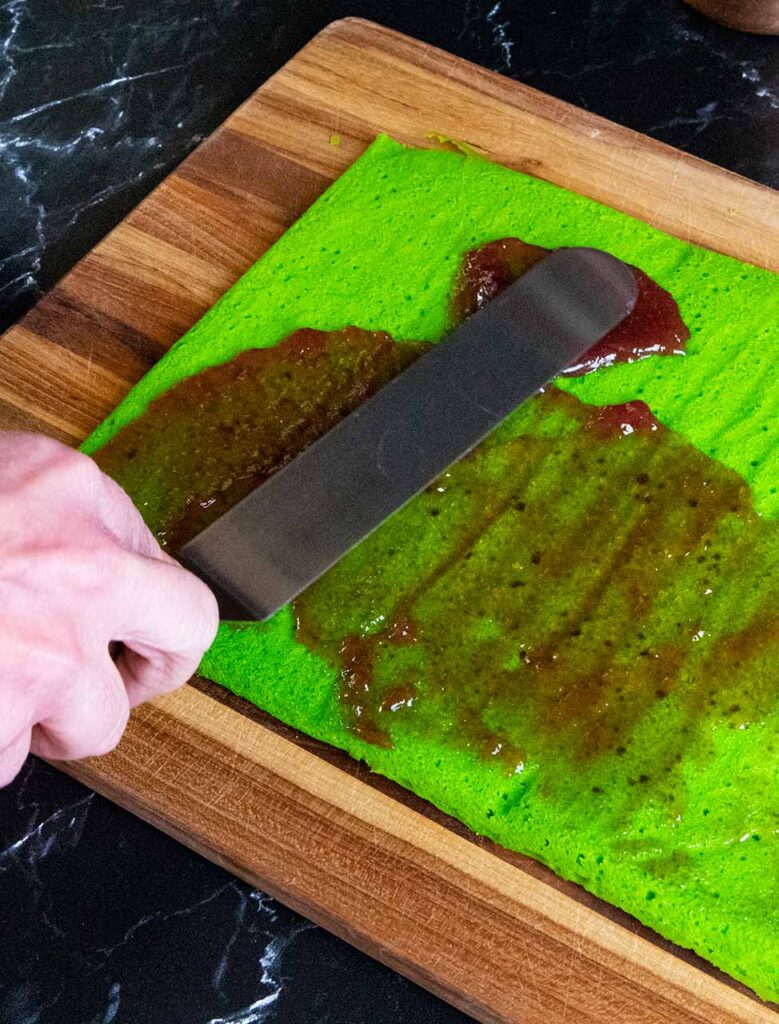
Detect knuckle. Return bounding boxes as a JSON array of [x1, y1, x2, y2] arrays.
[[35, 443, 101, 510], [0, 762, 22, 789], [3, 431, 67, 464], [89, 718, 128, 757], [173, 577, 220, 659], [198, 584, 220, 648], [89, 688, 130, 758], [60, 443, 99, 478], [0, 661, 42, 735], [27, 434, 90, 482], [53, 540, 122, 596], [0, 734, 30, 788], [96, 474, 157, 552], [22, 628, 84, 686], [35, 668, 129, 761]]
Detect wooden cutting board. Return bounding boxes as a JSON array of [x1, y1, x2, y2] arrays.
[[1, 19, 777, 1024]]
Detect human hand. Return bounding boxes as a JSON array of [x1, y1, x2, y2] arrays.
[[0, 432, 218, 786]]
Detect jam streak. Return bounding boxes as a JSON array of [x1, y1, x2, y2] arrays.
[[96, 327, 428, 550], [95, 236, 776, 803], [453, 237, 690, 376]]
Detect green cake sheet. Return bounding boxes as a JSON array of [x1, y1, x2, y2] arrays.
[[84, 136, 779, 1000]]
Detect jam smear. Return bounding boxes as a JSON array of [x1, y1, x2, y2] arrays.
[[95, 327, 428, 550], [453, 238, 548, 321], [293, 244, 770, 787], [96, 238, 776, 806], [584, 399, 661, 437], [295, 386, 778, 782], [453, 237, 690, 375]]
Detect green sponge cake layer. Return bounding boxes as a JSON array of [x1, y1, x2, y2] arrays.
[[85, 137, 779, 1001], [85, 136, 778, 518]]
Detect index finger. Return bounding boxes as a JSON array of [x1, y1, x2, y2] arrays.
[[109, 551, 219, 704]]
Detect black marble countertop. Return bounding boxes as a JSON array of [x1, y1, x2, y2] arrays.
[[0, 2, 776, 1021]]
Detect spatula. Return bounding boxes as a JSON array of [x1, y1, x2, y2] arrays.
[[181, 247, 637, 620]]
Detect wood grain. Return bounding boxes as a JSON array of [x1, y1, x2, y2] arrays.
[[1, 18, 777, 1023]]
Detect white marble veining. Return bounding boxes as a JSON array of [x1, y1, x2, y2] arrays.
[[0, 1, 776, 1021]]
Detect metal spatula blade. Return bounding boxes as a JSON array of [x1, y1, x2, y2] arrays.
[[181, 247, 638, 620]]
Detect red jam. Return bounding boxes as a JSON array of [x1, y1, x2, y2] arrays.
[[453, 237, 690, 376]]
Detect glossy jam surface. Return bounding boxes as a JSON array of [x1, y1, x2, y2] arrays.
[[98, 238, 688, 553], [295, 387, 777, 791], [95, 327, 427, 550], [452, 237, 548, 321], [291, 242, 774, 800], [454, 237, 690, 375], [97, 238, 775, 804]]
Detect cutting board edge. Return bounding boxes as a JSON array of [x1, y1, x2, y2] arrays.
[[52, 682, 778, 1024], [1, 16, 776, 1022], [324, 16, 779, 205]]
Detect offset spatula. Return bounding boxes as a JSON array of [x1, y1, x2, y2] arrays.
[[181, 247, 637, 620]]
